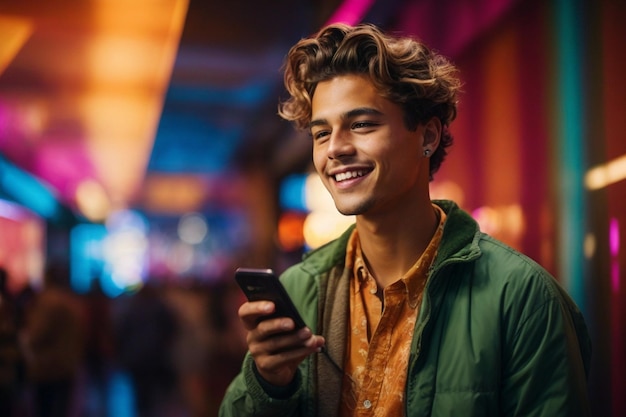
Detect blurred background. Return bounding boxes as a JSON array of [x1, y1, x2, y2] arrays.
[[0, 0, 623, 416]]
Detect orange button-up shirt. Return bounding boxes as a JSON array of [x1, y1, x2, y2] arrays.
[[339, 205, 445, 416]]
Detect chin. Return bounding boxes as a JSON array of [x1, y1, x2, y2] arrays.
[[334, 201, 371, 216], [336, 208, 357, 216]]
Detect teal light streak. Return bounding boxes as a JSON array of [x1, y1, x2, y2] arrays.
[[0, 156, 63, 221], [554, 0, 586, 312]]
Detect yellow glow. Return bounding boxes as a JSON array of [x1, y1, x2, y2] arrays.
[[503, 204, 524, 237], [305, 173, 336, 212], [585, 154, 626, 190], [302, 172, 355, 248], [303, 211, 355, 249], [472, 204, 525, 248], [142, 175, 207, 213], [80, 93, 157, 207], [430, 180, 465, 206], [75, 179, 112, 222], [0, 16, 33, 76], [87, 35, 165, 84], [584, 233, 596, 259], [472, 206, 501, 235]]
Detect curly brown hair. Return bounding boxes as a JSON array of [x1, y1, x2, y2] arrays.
[[279, 23, 462, 180]]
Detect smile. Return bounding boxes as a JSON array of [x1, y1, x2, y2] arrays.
[[334, 170, 367, 182]]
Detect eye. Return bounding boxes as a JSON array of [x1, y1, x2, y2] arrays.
[[311, 129, 330, 142], [351, 121, 377, 130]]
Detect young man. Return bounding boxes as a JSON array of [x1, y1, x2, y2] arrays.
[[219, 23, 591, 416]]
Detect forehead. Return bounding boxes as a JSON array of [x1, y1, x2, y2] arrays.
[[311, 74, 389, 120]]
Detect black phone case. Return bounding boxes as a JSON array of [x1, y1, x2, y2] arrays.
[[234, 267, 306, 329]]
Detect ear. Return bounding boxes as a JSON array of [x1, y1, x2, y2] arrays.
[[422, 117, 442, 156]]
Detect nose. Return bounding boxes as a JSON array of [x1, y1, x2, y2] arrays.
[[326, 130, 355, 160]]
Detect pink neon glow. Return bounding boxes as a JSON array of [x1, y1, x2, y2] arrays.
[[609, 217, 620, 256], [394, 0, 519, 57], [325, 0, 376, 25], [611, 259, 620, 293], [610, 219, 620, 292], [32, 141, 98, 207]]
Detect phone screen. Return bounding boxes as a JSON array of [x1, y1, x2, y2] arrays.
[[234, 267, 306, 329]]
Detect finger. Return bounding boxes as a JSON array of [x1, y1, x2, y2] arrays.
[[246, 319, 304, 350], [254, 317, 301, 338], [254, 334, 325, 372], [238, 301, 274, 330], [252, 326, 312, 353]]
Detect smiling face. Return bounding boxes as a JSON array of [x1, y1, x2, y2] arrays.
[[310, 74, 433, 217]]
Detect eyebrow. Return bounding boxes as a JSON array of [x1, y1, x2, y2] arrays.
[[309, 107, 384, 129]]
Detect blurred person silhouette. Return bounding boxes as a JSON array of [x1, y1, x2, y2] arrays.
[[115, 282, 180, 417], [20, 264, 86, 417], [219, 23, 591, 416], [13, 282, 36, 415], [82, 278, 115, 417], [161, 279, 213, 417], [204, 280, 247, 416], [0, 267, 21, 417]]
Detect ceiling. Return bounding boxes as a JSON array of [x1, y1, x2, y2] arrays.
[[0, 0, 405, 223]]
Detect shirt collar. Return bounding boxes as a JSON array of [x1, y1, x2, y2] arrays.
[[345, 204, 447, 308]]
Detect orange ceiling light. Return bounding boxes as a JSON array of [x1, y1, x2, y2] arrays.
[[82, 0, 189, 212], [0, 15, 32, 76], [0, 0, 189, 218]]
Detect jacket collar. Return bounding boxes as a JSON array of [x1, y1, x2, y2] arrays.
[[301, 200, 482, 276], [430, 200, 482, 270]]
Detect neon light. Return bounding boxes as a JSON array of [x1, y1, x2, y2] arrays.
[[585, 153, 626, 190], [107, 370, 135, 417], [279, 174, 307, 211], [0, 198, 30, 221], [70, 224, 107, 294], [609, 218, 620, 257], [0, 156, 64, 221], [325, 0, 376, 25], [609, 218, 620, 293], [555, 0, 586, 311]]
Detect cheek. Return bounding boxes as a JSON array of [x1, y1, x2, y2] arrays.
[[312, 147, 326, 173]]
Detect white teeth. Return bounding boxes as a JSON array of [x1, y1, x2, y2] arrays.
[[335, 170, 365, 182]]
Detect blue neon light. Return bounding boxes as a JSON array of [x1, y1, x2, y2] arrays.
[[555, 0, 587, 312]]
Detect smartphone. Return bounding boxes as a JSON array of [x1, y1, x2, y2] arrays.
[[234, 267, 306, 329]]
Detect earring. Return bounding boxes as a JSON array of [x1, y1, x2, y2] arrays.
[[423, 149, 431, 157]]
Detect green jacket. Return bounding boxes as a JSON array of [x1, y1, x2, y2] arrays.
[[219, 200, 591, 416]]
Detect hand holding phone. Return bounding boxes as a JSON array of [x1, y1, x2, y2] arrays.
[[234, 267, 325, 387], [234, 267, 306, 329]]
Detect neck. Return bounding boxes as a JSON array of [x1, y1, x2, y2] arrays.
[[355, 199, 439, 288]]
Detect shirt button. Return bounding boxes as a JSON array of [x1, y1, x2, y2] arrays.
[[363, 399, 372, 409]]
